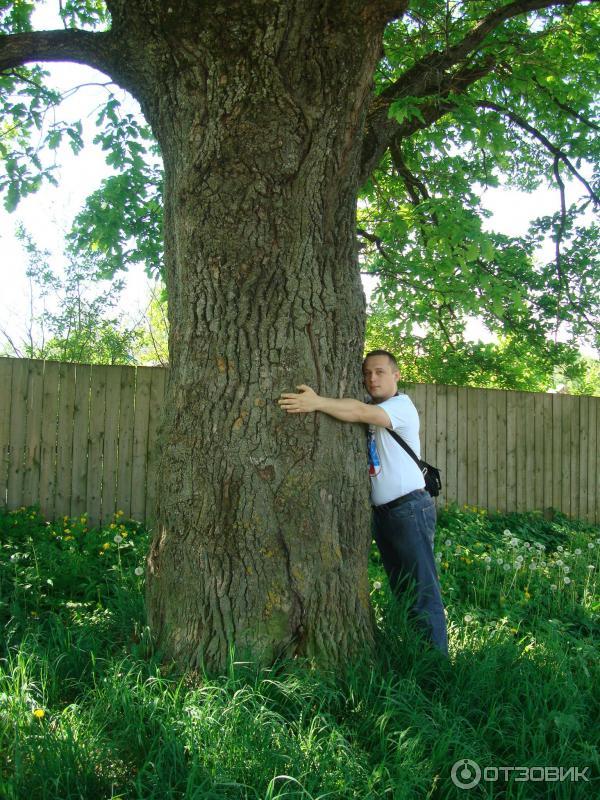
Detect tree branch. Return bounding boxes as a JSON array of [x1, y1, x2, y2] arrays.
[[478, 100, 600, 204], [0, 29, 114, 74], [360, 0, 584, 180], [0, 28, 148, 102], [531, 77, 600, 132]]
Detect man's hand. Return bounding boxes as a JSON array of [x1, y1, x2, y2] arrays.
[[278, 384, 321, 413]]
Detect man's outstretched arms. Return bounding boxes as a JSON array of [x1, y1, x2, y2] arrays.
[[278, 384, 391, 428]]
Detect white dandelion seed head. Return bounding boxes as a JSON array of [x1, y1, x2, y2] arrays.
[[550, 584, 557, 590], [574, 549, 582, 555], [524, 542, 531, 549], [510, 538, 519, 547], [503, 563, 511, 571], [497, 558, 504, 565], [445, 539, 452, 547], [556, 559, 563, 567], [464, 614, 473, 623], [486, 565, 491, 571], [529, 562, 536, 570], [134, 567, 144, 576], [557, 546, 564, 552], [484, 556, 492, 563], [563, 565, 570, 574], [373, 581, 382, 590], [588, 543, 595, 549], [563, 576, 571, 584], [588, 565, 595, 571], [503, 529, 511, 536], [114, 534, 123, 544]]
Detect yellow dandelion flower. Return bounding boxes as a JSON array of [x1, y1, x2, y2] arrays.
[[122, 531, 128, 538], [80, 516, 87, 524], [64, 528, 71, 534], [99, 551, 104, 557], [442, 561, 449, 569], [65, 536, 74, 541], [109, 523, 117, 529], [102, 542, 111, 550], [116, 510, 124, 517], [33, 708, 45, 719]]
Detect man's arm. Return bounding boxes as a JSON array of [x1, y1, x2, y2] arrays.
[[278, 384, 392, 428]]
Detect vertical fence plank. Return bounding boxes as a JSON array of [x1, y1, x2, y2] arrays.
[[22, 360, 44, 507], [506, 391, 518, 513], [523, 392, 536, 513], [552, 395, 562, 514], [588, 397, 597, 524], [101, 366, 122, 524], [116, 366, 136, 518], [568, 396, 580, 521], [435, 384, 447, 507], [131, 367, 152, 521], [7, 359, 28, 509], [560, 394, 572, 518], [70, 363, 91, 518], [87, 365, 108, 526], [456, 387, 468, 508], [533, 393, 545, 513], [514, 391, 525, 513], [55, 363, 76, 519], [466, 389, 479, 507], [0, 358, 13, 507], [593, 402, 600, 524], [542, 393, 553, 516], [487, 389, 498, 514], [39, 361, 60, 520], [423, 384, 436, 466], [445, 385, 458, 509], [145, 367, 166, 527], [578, 397, 588, 523], [496, 391, 507, 514], [476, 389, 488, 510]]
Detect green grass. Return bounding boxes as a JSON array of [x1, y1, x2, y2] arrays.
[[1, 504, 598, 799]]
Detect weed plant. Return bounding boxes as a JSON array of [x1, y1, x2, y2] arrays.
[[0, 505, 598, 799]]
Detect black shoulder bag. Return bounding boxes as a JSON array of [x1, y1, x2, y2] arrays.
[[386, 429, 442, 498]]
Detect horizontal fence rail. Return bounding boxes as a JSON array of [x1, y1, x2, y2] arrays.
[[0, 357, 598, 526]]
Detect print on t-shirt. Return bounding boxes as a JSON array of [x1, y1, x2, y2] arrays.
[[367, 426, 382, 477]]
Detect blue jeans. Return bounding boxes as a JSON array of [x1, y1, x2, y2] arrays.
[[372, 489, 448, 655]]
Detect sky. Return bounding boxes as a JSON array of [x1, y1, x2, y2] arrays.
[[0, 2, 595, 357]]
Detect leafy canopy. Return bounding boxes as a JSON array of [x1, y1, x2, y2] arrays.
[[0, 0, 598, 388]]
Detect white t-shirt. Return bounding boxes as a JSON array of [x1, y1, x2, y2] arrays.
[[367, 393, 425, 506]]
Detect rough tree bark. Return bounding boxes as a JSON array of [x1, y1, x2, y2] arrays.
[[118, 1, 394, 671]]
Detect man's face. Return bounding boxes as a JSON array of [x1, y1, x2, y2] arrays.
[[362, 355, 400, 403]]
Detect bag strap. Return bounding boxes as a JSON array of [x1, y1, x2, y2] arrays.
[[385, 427, 424, 472]]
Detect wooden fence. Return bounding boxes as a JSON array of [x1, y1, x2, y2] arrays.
[[0, 357, 598, 526], [0, 358, 165, 527]]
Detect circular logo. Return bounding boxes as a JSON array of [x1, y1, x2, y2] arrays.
[[451, 759, 482, 789]]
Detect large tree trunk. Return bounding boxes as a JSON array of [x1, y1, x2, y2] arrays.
[[137, 2, 384, 671]]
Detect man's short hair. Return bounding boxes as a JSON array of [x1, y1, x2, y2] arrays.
[[363, 349, 399, 371]]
